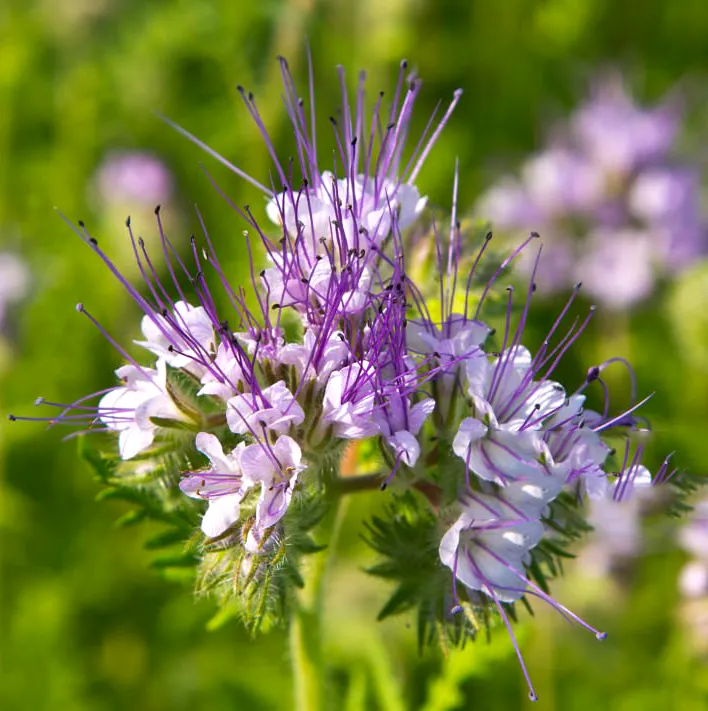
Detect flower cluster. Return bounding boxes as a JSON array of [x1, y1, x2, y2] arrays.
[[677, 498, 708, 655], [12, 57, 680, 700], [476, 73, 707, 308]]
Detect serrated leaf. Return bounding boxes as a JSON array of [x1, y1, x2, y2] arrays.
[[144, 528, 189, 550], [377, 584, 417, 620], [115, 509, 149, 528], [149, 552, 199, 569]]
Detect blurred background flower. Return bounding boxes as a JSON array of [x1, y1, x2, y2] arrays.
[[2, 0, 708, 709], [476, 73, 708, 308]]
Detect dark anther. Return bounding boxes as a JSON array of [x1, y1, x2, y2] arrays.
[[338, 333, 345, 341], [161, 309, 168, 317], [237, 85, 244, 93], [433, 351, 441, 358], [531, 283, 537, 292], [379, 90, 385, 97], [300, 277, 309, 284], [298, 98, 304, 107], [380, 482, 388, 491], [271, 303, 281, 310], [89, 237, 98, 246], [329, 116, 337, 125], [190, 235, 196, 244], [586, 366, 601, 382], [575, 281, 583, 289], [75, 303, 84, 312], [359, 249, 366, 258], [401, 59, 408, 69], [396, 283, 402, 292], [403, 319, 408, 327], [486, 231, 493, 241], [35, 397, 45, 406], [78, 220, 85, 227], [351, 137, 357, 147], [259, 270, 266, 278], [387, 122, 395, 130], [248, 92, 254, 101], [506, 285, 515, 292], [303, 178, 309, 187], [168, 345, 175, 352], [530, 231, 540, 238], [154, 204, 161, 215], [125, 216, 131, 227]]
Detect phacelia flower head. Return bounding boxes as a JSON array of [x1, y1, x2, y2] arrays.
[[10, 52, 685, 704]]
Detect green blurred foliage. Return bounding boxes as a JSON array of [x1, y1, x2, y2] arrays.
[[1, 0, 708, 709]]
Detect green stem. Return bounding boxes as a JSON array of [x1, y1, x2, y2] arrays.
[[330, 472, 385, 494], [289, 495, 347, 711]]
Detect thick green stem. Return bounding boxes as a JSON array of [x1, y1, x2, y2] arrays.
[[289, 496, 346, 711]]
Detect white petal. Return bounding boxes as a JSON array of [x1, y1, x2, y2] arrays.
[[388, 431, 420, 467], [452, 418, 488, 459], [119, 426, 155, 460], [195, 432, 233, 472], [408, 398, 435, 435], [201, 494, 242, 538]]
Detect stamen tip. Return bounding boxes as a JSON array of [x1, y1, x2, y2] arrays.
[[529, 692, 539, 702], [450, 605, 463, 615], [596, 631, 607, 641], [34, 397, 45, 407], [7, 414, 16, 422], [75, 303, 84, 313]]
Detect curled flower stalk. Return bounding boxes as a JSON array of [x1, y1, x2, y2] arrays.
[[11, 54, 687, 706]]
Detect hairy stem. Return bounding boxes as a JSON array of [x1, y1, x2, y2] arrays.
[[289, 495, 347, 711]]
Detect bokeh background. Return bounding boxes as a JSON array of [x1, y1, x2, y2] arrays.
[[2, 1, 708, 709]]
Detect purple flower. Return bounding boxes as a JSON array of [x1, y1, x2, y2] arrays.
[[98, 360, 190, 460], [571, 74, 679, 174], [95, 151, 174, 206], [576, 228, 656, 309], [476, 72, 706, 306]]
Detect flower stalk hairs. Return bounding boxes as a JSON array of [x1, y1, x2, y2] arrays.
[[11, 55, 688, 705]]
